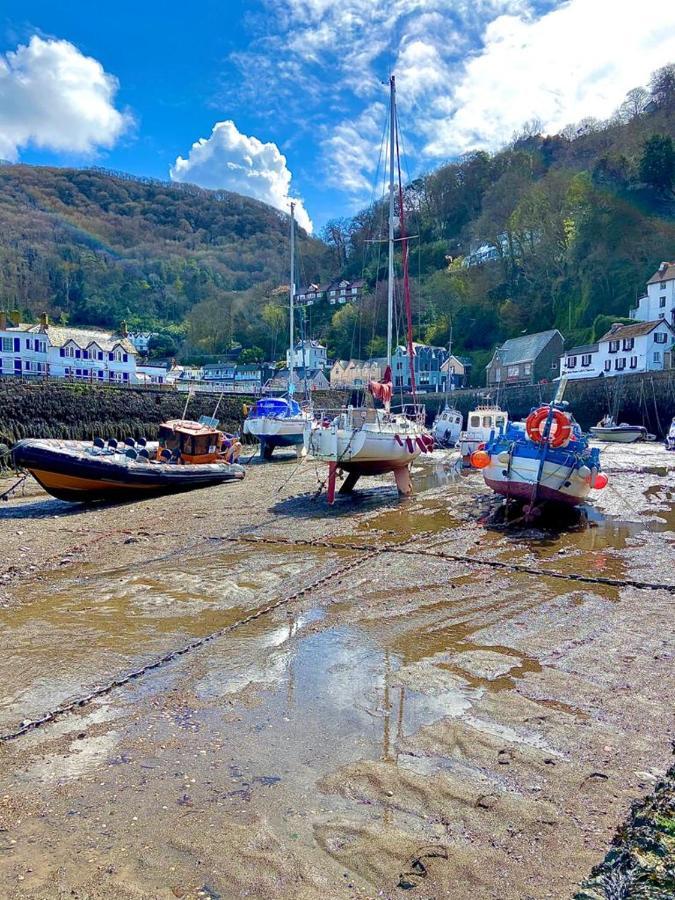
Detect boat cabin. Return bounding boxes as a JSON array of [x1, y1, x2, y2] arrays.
[[467, 408, 508, 432], [157, 417, 223, 464]]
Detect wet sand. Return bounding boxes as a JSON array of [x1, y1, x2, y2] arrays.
[[0, 443, 673, 899]]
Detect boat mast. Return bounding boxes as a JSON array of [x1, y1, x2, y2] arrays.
[[386, 76, 396, 368], [289, 202, 295, 394]]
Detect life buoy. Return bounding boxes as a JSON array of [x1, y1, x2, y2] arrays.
[[525, 406, 572, 448]]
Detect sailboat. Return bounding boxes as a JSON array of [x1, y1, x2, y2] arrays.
[[243, 202, 313, 459], [306, 75, 433, 504]]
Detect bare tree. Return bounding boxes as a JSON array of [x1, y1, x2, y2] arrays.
[[618, 86, 649, 121]]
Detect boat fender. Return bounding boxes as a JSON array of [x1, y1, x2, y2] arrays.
[[406, 437, 414, 453], [424, 435, 435, 451], [590, 472, 608, 490], [394, 434, 404, 446], [577, 464, 591, 480], [497, 451, 510, 464], [470, 450, 490, 469], [415, 437, 427, 453]]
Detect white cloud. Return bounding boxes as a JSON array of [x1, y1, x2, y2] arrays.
[[422, 0, 675, 156], [321, 103, 386, 194], [0, 36, 130, 161], [169, 121, 313, 232]]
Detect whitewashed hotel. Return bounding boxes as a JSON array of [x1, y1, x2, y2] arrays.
[[0, 312, 138, 383], [560, 320, 674, 380]]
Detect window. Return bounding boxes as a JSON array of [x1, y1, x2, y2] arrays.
[[75, 349, 81, 359], [14, 359, 21, 373], [660, 296, 666, 308], [37, 362, 46, 374], [523, 363, 531, 375], [24, 360, 31, 371], [653, 351, 661, 363], [470, 415, 480, 428], [659, 313, 665, 319], [581, 354, 592, 367], [351, 287, 357, 295], [604, 360, 611, 371], [622, 338, 634, 351], [567, 356, 577, 368], [615, 358, 626, 370], [608, 340, 619, 353], [1, 337, 13, 353], [507, 365, 518, 377], [660, 282, 667, 289], [630, 356, 638, 369], [25, 339, 31, 350], [482, 416, 493, 427], [654, 332, 667, 343], [98, 351, 103, 361]]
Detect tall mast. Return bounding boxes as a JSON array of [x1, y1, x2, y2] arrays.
[[289, 201, 295, 391], [386, 75, 396, 368]]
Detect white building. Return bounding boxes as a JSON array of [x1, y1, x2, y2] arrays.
[[286, 340, 327, 371], [630, 261, 675, 326], [560, 320, 674, 380], [135, 363, 168, 385], [127, 331, 159, 354], [0, 313, 138, 383]]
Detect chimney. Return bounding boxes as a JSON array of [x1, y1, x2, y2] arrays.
[[0, 311, 6, 330], [40, 312, 49, 329], [9, 309, 20, 327], [659, 261, 668, 272], [120, 319, 128, 337], [610, 322, 624, 334]]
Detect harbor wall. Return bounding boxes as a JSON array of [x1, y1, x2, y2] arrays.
[[412, 370, 675, 436], [0, 373, 673, 446]]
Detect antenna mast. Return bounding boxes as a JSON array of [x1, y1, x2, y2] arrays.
[[289, 202, 295, 393]]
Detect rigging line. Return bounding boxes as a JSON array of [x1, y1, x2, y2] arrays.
[[394, 94, 416, 402]]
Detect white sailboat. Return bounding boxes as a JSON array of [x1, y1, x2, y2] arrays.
[[306, 75, 432, 503], [244, 202, 313, 459]]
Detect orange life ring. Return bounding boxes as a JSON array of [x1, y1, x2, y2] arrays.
[[525, 406, 572, 448]]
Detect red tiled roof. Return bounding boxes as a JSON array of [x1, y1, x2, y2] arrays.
[[598, 320, 674, 342], [647, 262, 675, 285]]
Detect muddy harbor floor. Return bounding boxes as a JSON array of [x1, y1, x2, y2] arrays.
[[0, 444, 673, 900]]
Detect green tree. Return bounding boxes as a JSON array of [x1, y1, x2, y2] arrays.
[[639, 135, 675, 192]]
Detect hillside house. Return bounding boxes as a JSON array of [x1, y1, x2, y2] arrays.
[[330, 358, 387, 390], [286, 340, 327, 371], [264, 367, 329, 393], [630, 261, 675, 326], [392, 343, 449, 392], [486, 330, 563, 386], [560, 320, 674, 379], [0, 312, 137, 383], [440, 354, 472, 389]]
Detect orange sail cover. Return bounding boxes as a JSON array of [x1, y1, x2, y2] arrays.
[[368, 365, 393, 405]]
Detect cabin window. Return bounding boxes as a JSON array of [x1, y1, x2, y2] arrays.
[[470, 415, 480, 428], [495, 416, 506, 428], [482, 416, 493, 427]]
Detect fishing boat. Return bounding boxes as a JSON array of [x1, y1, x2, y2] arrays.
[[13, 417, 245, 502], [431, 333, 462, 447], [243, 202, 313, 459], [590, 415, 649, 443], [470, 381, 607, 510], [458, 403, 508, 460], [306, 75, 432, 503], [666, 417, 675, 451], [432, 403, 463, 448]]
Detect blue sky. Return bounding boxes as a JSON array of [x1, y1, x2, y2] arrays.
[[2, 1, 674, 232]]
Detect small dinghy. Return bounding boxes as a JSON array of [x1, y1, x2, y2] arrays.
[[590, 416, 649, 443], [13, 417, 245, 502]]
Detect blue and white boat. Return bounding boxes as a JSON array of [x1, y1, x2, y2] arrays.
[[243, 201, 313, 459], [243, 396, 311, 460], [471, 402, 608, 509]]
